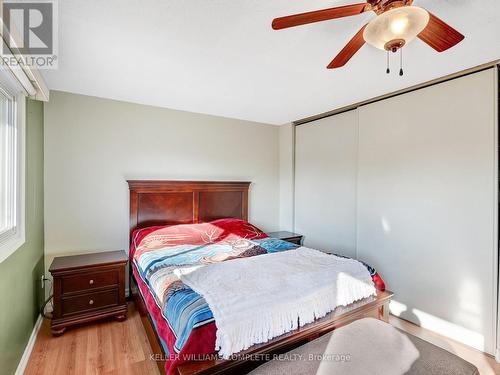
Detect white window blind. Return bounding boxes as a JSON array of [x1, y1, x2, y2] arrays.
[[0, 88, 24, 263], [0, 92, 17, 234]]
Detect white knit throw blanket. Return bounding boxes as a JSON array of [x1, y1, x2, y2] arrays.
[[176, 247, 376, 359]]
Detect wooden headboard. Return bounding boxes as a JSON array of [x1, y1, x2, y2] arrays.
[[128, 180, 250, 235]]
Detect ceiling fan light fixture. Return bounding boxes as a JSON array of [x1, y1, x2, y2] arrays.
[[363, 6, 430, 51]]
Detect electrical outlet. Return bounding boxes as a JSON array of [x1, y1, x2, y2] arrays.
[[41, 274, 45, 289]]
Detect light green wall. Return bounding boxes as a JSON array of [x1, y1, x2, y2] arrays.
[[0, 99, 44, 375]]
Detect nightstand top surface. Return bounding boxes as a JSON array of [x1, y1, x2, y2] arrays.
[[49, 250, 128, 272], [266, 231, 302, 239]]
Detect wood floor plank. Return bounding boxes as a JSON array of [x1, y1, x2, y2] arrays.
[[54, 327, 77, 374], [25, 303, 160, 375], [74, 327, 88, 375], [86, 323, 99, 375], [99, 319, 116, 373]]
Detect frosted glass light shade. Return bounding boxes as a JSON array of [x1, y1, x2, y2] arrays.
[[363, 6, 430, 51]]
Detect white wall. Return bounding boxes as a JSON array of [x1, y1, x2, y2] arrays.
[[44, 91, 280, 269], [279, 123, 294, 231], [294, 111, 358, 257], [291, 68, 499, 354], [357, 68, 498, 354]]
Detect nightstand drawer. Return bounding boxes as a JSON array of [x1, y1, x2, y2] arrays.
[[62, 289, 118, 316], [62, 270, 119, 294]]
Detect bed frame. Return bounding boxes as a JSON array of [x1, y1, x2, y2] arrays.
[[128, 180, 393, 375]]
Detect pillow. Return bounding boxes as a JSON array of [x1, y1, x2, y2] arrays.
[[132, 218, 268, 257], [208, 218, 268, 241]]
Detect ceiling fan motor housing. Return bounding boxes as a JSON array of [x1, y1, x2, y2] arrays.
[[385, 39, 406, 52], [368, 0, 414, 15]]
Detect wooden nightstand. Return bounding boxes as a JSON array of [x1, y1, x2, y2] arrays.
[[49, 250, 128, 336], [266, 231, 304, 245]]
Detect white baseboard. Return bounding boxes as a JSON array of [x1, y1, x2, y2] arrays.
[[390, 300, 488, 353], [495, 348, 500, 363], [15, 314, 43, 375]]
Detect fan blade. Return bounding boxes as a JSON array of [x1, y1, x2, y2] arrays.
[[418, 12, 464, 52], [327, 24, 367, 69], [272, 3, 369, 30]]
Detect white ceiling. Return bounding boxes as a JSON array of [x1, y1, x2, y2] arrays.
[[42, 0, 500, 125]]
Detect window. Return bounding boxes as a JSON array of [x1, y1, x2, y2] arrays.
[[0, 90, 24, 263]]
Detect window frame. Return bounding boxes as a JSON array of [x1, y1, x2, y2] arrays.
[[0, 92, 25, 263]]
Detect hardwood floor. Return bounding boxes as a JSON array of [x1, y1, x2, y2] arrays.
[[25, 303, 160, 375], [25, 303, 500, 375]]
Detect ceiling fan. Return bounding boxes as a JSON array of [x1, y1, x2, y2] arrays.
[[272, 0, 464, 73]]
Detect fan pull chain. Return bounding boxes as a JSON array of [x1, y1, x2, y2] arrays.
[[386, 51, 390, 74], [399, 48, 404, 76]]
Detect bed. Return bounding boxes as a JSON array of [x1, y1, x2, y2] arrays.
[[128, 180, 393, 375]]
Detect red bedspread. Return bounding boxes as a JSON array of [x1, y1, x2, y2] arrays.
[[130, 219, 269, 374]]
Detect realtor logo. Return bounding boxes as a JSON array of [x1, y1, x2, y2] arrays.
[[2, 0, 58, 69]]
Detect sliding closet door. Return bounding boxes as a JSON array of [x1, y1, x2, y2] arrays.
[[295, 111, 358, 257], [357, 69, 498, 353]]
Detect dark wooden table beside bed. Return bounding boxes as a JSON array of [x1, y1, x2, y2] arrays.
[[49, 250, 128, 336], [127, 180, 393, 375]]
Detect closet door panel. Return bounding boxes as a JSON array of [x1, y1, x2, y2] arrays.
[[357, 69, 497, 353], [295, 110, 358, 257]]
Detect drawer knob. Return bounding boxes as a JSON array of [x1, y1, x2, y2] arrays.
[[89, 299, 94, 305], [89, 279, 94, 285]]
